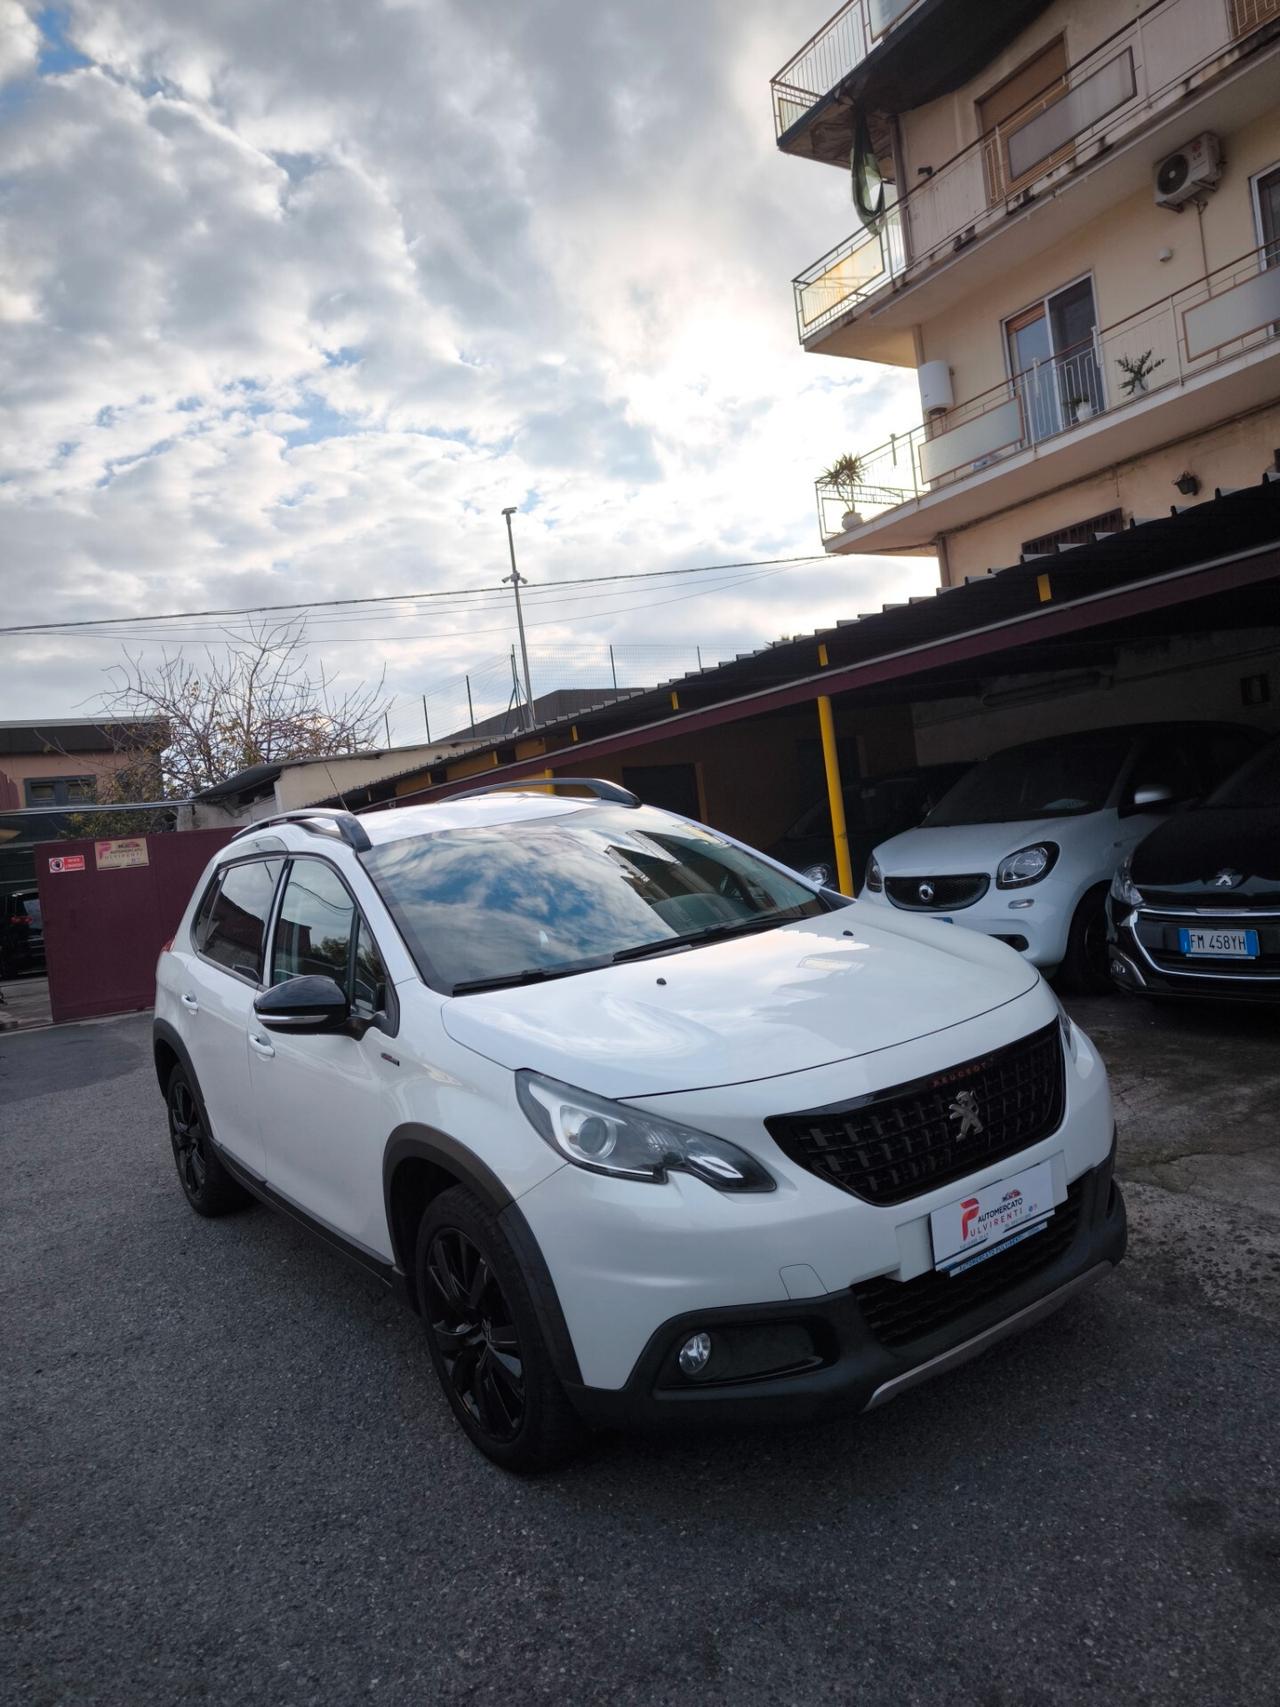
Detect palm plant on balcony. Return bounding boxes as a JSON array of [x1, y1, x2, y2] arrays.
[[819, 453, 866, 530], [1115, 349, 1165, 397]]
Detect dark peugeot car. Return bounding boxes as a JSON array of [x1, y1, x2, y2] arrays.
[[768, 763, 972, 891], [0, 888, 44, 978], [1108, 735, 1280, 1003]]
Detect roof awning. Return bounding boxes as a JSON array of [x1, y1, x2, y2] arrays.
[[377, 479, 1280, 808]]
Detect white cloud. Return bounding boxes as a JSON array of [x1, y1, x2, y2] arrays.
[[0, 0, 934, 741]]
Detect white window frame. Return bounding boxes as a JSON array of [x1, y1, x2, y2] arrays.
[[1000, 270, 1103, 441], [1250, 160, 1280, 260]]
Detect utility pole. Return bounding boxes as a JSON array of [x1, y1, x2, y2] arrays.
[[422, 694, 430, 742], [501, 506, 535, 730], [465, 674, 475, 730]]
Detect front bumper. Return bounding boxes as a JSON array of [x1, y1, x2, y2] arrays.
[[1107, 898, 1280, 1003], [564, 1152, 1125, 1429], [861, 884, 1072, 971]]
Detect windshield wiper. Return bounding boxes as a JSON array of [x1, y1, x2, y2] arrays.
[[450, 956, 611, 995], [610, 912, 800, 965]]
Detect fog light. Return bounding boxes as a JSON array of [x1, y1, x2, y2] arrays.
[[678, 1332, 713, 1377]]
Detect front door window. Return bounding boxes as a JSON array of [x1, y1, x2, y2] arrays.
[[1005, 277, 1102, 445]]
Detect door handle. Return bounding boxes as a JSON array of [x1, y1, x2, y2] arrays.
[[181, 993, 199, 1012], [249, 1033, 275, 1059]]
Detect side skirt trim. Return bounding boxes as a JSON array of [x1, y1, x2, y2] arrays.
[[214, 1140, 408, 1300]]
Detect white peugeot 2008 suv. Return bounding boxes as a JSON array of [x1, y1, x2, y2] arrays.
[[154, 780, 1126, 1471]]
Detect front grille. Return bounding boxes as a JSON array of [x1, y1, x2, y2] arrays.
[[885, 873, 989, 911], [1134, 912, 1280, 975], [765, 1022, 1064, 1206], [853, 1175, 1085, 1348]]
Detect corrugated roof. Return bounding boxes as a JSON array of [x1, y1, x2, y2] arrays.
[[375, 477, 1280, 806]]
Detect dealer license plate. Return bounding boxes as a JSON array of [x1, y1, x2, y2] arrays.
[[930, 1158, 1056, 1275], [1177, 927, 1258, 958]]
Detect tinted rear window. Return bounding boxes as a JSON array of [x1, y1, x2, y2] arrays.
[[194, 859, 283, 980]]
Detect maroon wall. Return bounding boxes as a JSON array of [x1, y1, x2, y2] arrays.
[[35, 829, 235, 1025]]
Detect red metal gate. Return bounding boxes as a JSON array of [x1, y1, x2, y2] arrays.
[[35, 829, 234, 1025]]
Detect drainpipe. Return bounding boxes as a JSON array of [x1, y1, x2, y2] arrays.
[[817, 694, 855, 896]]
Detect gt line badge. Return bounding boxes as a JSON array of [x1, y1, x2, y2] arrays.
[[948, 1088, 985, 1140]]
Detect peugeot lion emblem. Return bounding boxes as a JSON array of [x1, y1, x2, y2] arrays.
[[918, 880, 935, 904], [948, 1089, 985, 1141], [1213, 868, 1243, 889]]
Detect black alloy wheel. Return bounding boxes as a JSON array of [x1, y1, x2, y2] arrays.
[[1059, 884, 1113, 995], [169, 1076, 209, 1198], [424, 1227, 526, 1445], [164, 1064, 250, 1217], [415, 1187, 588, 1472]]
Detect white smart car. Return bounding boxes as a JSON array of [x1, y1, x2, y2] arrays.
[[861, 723, 1263, 992], [154, 780, 1126, 1470]]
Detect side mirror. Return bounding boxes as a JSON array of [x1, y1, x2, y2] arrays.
[[254, 974, 351, 1035], [1129, 782, 1175, 811]]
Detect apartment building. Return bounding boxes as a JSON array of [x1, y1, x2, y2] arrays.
[[774, 0, 1280, 583]]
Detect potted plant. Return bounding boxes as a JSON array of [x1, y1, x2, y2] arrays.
[[820, 453, 866, 530], [1063, 391, 1093, 423], [1115, 349, 1164, 397]]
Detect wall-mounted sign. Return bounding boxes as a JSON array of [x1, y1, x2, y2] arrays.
[[95, 838, 150, 872], [48, 854, 86, 873]]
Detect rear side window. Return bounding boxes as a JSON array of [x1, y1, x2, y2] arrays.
[[193, 859, 283, 981]]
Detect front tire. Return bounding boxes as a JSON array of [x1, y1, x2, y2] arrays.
[[416, 1187, 588, 1473], [1058, 885, 1112, 995], [166, 1064, 250, 1217]]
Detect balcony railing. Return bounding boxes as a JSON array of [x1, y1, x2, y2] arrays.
[[770, 0, 925, 140], [815, 242, 1280, 539], [795, 0, 1273, 341]]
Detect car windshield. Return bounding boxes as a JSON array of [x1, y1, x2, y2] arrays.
[[925, 735, 1132, 826], [1204, 738, 1280, 808], [364, 804, 827, 993]]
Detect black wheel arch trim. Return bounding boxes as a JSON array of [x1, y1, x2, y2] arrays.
[[382, 1124, 582, 1385], [152, 1017, 199, 1097]]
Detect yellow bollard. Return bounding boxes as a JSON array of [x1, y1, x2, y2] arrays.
[[816, 695, 854, 895]]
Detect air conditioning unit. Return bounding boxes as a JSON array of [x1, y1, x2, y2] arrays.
[[1154, 133, 1222, 209]]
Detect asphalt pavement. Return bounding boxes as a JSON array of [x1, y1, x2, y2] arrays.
[[3, 998, 1279, 1707]]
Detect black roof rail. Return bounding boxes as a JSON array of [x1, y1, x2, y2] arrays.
[[230, 809, 372, 853], [452, 776, 640, 807]]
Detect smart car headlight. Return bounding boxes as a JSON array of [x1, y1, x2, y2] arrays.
[[865, 855, 883, 893], [516, 1071, 775, 1191], [996, 842, 1059, 888]]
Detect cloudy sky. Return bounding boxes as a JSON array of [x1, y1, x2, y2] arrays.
[[0, 0, 932, 741]]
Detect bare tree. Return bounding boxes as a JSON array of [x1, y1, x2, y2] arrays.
[[74, 621, 392, 819]]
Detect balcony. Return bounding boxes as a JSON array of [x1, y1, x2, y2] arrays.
[[815, 243, 1280, 550], [771, 0, 925, 145], [794, 0, 1280, 355]]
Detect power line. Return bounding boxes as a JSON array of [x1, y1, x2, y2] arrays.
[[0, 551, 831, 639]]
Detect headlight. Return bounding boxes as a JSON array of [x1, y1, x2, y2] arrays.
[[516, 1071, 776, 1192], [996, 842, 1059, 888], [865, 855, 883, 893], [1110, 856, 1143, 908], [801, 861, 834, 886], [1046, 984, 1079, 1061]]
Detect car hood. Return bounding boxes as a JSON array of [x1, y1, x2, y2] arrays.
[[874, 815, 1100, 872], [440, 907, 1039, 1098], [1130, 805, 1280, 906]]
